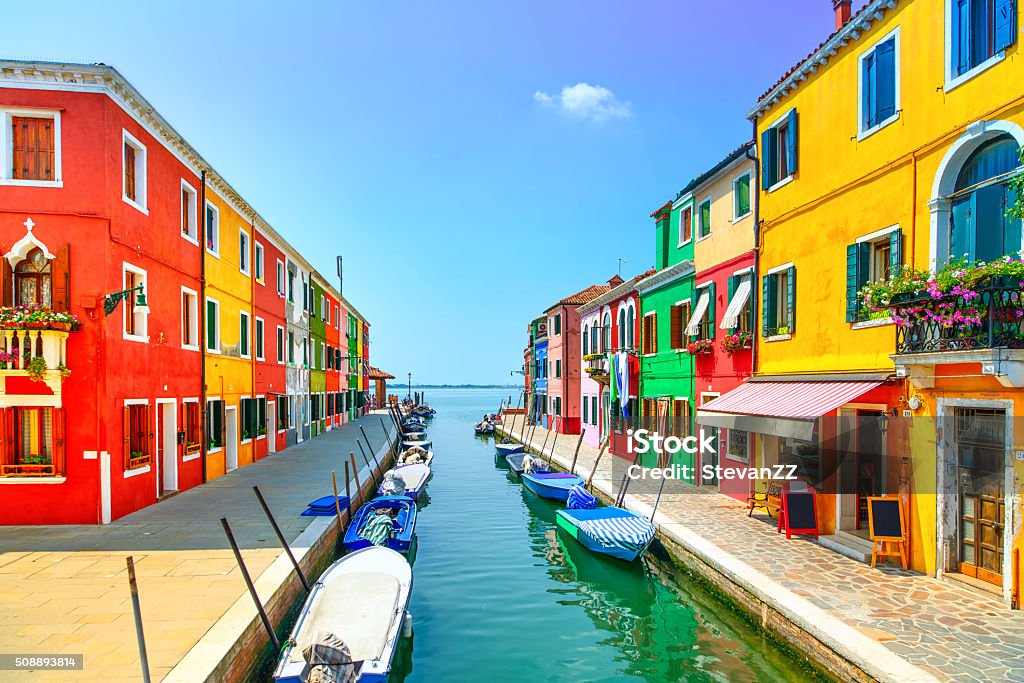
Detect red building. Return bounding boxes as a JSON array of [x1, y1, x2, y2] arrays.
[[254, 231, 288, 458], [0, 73, 204, 523]]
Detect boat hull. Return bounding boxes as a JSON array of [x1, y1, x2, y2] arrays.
[[521, 473, 585, 501], [342, 496, 417, 553], [504, 453, 550, 476], [495, 443, 524, 456]]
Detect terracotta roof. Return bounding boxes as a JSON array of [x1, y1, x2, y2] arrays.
[[547, 284, 612, 311], [368, 366, 394, 380], [750, 0, 891, 118]]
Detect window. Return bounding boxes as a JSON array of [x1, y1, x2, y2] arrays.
[[949, 0, 1017, 85], [205, 202, 220, 255], [254, 243, 264, 282], [207, 399, 224, 450], [733, 172, 751, 220], [181, 287, 199, 349], [14, 248, 52, 307], [555, 359, 561, 378], [320, 295, 326, 320], [670, 301, 692, 350], [277, 396, 289, 430], [334, 306, 339, 328], [181, 181, 198, 241], [122, 130, 147, 211], [762, 266, 796, 337], [761, 109, 798, 190], [183, 402, 201, 455], [727, 429, 750, 464], [554, 313, 561, 335], [679, 205, 692, 245], [671, 399, 691, 438], [255, 317, 265, 360], [697, 198, 712, 239], [277, 326, 285, 363], [602, 312, 612, 351], [591, 396, 598, 425], [277, 260, 285, 295], [847, 229, 902, 322], [582, 325, 589, 354], [206, 298, 220, 352], [947, 134, 1022, 264], [325, 302, 331, 325], [288, 331, 295, 363], [240, 397, 266, 441], [625, 305, 635, 348], [722, 274, 754, 333], [642, 313, 658, 354], [618, 309, 626, 348], [123, 403, 151, 470], [4, 112, 59, 183], [239, 229, 250, 275], [287, 268, 295, 302], [583, 396, 589, 424], [239, 312, 251, 358], [303, 338, 309, 367], [860, 30, 899, 137], [0, 407, 64, 477], [303, 280, 308, 310], [123, 264, 148, 341], [685, 283, 715, 340], [555, 397, 562, 416]]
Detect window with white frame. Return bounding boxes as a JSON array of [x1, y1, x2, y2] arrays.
[[255, 317, 265, 360], [239, 229, 250, 275], [277, 326, 285, 363], [2, 109, 61, 185], [847, 227, 902, 322], [320, 295, 326, 320], [762, 265, 796, 337], [122, 263, 148, 341], [678, 204, 692, 245], [947, 0, 1017, 88], [181, 180, 198, 241], [206, 297, 220, 352], [181, 287, 199, 349], [239, 311, 251, 358], [334, 305, 339, 328], [254, 243, 264, 282], [685, 283, 714, 340], [205, 202, 220, 255], [276, 260, 285, 295], [859, 28, 900, 137], [761, 109, 798, 190], [733, 172, 751, 220], [697, 198, 712, 238], [727, 429, 750, 463], [122, 130, 147, 211]]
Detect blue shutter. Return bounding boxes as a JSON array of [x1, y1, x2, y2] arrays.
[[845, 244, 859, 323], [950, 194, 975, 264], [952, 0, 971, 76], [786, 266, 797, 334], [786, 109, 798, 175], [996, 0, 1018, 51], [862, 51, 876, 129], [889, 228, 903, 275], [875, 38, 896, 122], [760, 128, 775, 189]]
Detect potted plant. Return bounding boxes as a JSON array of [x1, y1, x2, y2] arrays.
[[25, 356, 47, 382], [0, 350, 17, 370], [57, 363, 71, 379], [21, 455, 49, 465], [686, 339, 714, 355], [721, 331, 753, 354]]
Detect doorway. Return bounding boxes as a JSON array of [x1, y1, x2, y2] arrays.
[[158, 401, 178, 495], [954, 407, 1006, 585], [225, 406, 239, 471], [836, 407, 886, 538], [267, 400, 276, 455]]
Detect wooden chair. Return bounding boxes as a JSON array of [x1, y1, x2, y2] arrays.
[[747, 481, 782, 517]]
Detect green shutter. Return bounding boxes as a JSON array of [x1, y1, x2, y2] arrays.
[[786, 109, 798, 175], [846, 244, 859, 323], [706, 281, 716, 339], [726, 275, 737, 333], [746, 273, 756, 334], [761, 274, 773, 337], [889, 228, 903, 275], [760, 129, 775, 189], [206, 301, 216, 349], [583, 397, 588, 424], [786, 266, 797, 334], [690, 287, 699, 342]]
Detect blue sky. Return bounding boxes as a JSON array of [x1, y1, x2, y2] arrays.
[[1, 1, 867, 384]]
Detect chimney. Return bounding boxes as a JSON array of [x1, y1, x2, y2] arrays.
[[607, 275, 624, 288], [833, 0, 852, 30]]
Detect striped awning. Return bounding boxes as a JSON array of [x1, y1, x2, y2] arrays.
[[696, 380, 883, 440]]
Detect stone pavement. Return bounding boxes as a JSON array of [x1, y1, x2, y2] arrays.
[[0, 413, 396, 682], [500, 421, 1024, 683]]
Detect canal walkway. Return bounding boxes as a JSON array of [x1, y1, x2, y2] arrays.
[[498, 420, 1024, 683], [0, 413, 396, 682]]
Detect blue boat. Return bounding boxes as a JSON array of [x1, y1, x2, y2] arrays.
[[343, 496, 417, 553], [495, 442, 524, 457], [521, 472, 585, 501], [555, 507, 657, 562], [504, 452, 550, 476]]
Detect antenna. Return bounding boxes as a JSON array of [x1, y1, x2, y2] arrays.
[[617, 258, 628, 277]]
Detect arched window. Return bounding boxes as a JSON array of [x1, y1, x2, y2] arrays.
[[602, 312, 611, 352], [626, 304, 635, 349], [618, 309, 626, 349], [949, 134, 1022, 263], [582, 325, 589, 354], [15, 248, 51, 307]]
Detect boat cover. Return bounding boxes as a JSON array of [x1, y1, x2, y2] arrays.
[[567, 507, 656, 552], [379, 471, 407, 496], [303, 631, 357, 683], [360, 513, 395, 546], [566, 485, 597, 510], [289, 572, 400, 665]]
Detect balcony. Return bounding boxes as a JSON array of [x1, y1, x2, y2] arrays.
[[888, 277, 1024, 387], [584, 353, 610, 383], [0, 327, 70, 396]]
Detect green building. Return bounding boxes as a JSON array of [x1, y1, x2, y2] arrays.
[[347, 312, 360, 421], [309, 278, 327, 436]]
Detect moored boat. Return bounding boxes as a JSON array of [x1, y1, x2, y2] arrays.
[[402, 439, 432, 451], [555, 506, 657, 562], [342, 496, 417, 553], [378, 463, 431, 500], [521, 472, 584, 500], [396, 447, 433, 467], [274, 546, 412, 683], [495, 442, 524, 456], [505, 452, 550, 476]]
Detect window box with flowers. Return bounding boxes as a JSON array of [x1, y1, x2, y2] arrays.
[[721, 331, 753, 354], [686, 339, 714, 355], [0, 306, 81, 331]]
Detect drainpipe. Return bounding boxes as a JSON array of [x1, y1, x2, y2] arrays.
[[745, 133, 761, 378], [199, 169, 208, 483]]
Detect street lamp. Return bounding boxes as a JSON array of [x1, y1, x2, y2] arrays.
[[407, 372, 412, 401], [103, 284, 148, 316]]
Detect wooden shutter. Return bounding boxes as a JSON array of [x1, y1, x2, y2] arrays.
[[1, 257, 12, 307], [889, 229, 903, 274], [787, 266, 797, 334], [995, 0, 1017, 52], [11, 117, 54, 181], [845, 244, 859, 323], [53, 408, 65, 476], [122, 406, 131, 469], [670, 305, 682, 349], [52, 245, 70, 312], [951, 0, 969, 75], [11, 117, 26, 179], [785, 110, 798, 175], [0, 407, 11, 467], [875, 38, 896, 122], [144, 406, 153, 458], [706, 282, 716, 339], [760, 128, 775, 189], [649, 313, 657, 354], [124, 144, 136, 200], [762, 275, 773, 336]]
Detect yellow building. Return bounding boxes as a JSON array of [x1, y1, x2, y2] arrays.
[[701, 0, 1023, 605]]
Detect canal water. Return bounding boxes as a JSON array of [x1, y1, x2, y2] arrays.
[[388, 388, 819, 683]]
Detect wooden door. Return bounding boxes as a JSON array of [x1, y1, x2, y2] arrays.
[[955, 408, 1006, 585]]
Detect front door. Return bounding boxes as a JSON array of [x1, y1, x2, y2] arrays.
[[225, 407, 239, 471], [955, 408, 1006, 585], [266, 401, 276, 455], [160, 402, 177, 494]]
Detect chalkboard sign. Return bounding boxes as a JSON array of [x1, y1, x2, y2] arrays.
[[778, 490, 818, 539], [867, 497, 905, 541]]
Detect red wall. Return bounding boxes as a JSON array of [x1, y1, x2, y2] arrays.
[[254, 233, 287, 457]]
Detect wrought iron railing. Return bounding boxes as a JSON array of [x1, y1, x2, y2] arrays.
[[892, 278, 1024, 354]]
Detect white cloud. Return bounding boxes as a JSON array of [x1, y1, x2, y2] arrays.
[[533, 83, 631, 122]]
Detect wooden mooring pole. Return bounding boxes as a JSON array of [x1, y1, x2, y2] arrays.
[[349, 452, 361, 503], [332, 470, 345, 531], [568, 432, 585, 474], [125, 556, 151, 683], [253, 485, 310, 592], [221, 518, 280, 651]]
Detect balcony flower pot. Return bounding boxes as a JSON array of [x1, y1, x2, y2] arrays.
[[25, 321, 49, 330], [26, 356, 47, 382], [50, 322, 72, 332]]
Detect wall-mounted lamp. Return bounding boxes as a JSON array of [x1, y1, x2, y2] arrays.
[[103, 285, 148, 316]]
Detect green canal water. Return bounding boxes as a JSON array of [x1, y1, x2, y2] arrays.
[[385, 388, 820, 683]]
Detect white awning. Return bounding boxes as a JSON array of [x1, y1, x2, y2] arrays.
[[684, 290, 710, 336], [720, 278, 752, 329]]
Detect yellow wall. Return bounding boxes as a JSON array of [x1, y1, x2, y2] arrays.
[[693, 156, 756, 270]]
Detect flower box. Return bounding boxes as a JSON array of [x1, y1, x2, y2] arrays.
[[686, 339, 714, 355]]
